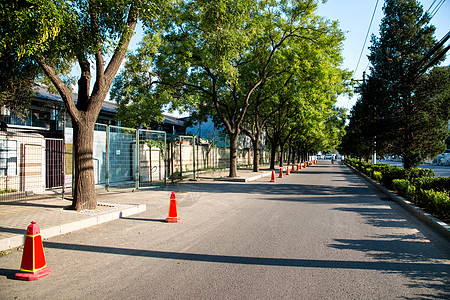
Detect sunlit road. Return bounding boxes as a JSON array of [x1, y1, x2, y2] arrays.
[[1, 162, 449, 299]]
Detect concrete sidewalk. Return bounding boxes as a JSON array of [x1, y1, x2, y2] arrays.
[[0, 168, 273, 252]]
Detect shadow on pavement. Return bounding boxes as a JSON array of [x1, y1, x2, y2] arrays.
[[121, 217, 166, 223], [43, 241, 450, 276], [0, 200, 71, 210], [0, 227, 25, 235], [0, 268, 17, 280], [328, 205, 450, 298]]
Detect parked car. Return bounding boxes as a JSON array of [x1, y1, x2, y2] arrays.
[[434, 150, 450, 166], [325, 154, 334, 160]]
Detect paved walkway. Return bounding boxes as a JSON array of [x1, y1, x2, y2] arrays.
[[0, 168, 274, 252]]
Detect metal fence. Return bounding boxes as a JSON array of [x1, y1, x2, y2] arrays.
[[0, 128, 55, 202], [0, 124, 272, 202]]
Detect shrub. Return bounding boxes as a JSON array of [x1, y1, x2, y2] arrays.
[[417, 189, 450, 220], [0, 188, 17, 194], [392, 179, 410, 197], [372, 171, 382, 182], [412, 177, 450, 193], [380, 167, 435, 189]]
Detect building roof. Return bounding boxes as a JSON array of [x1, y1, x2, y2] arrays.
[[34, 86, 117, 113], [163, 114, 185, 126], [33, 86, 185, 126]]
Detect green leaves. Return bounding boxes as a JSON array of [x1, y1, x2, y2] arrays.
[[0, 0, 67, 59], [343, 0, 447, 167]]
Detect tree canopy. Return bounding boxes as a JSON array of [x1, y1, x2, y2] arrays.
[[113, 0, 350, 176], [1, 0, 169, 210], [341, 0, 448, 167]]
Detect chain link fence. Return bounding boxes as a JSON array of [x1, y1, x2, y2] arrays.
[[0, 124, 273, 202]]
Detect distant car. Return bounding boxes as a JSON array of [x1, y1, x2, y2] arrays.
[[317, 155, 322, 159], [325, 154, 334, 159]]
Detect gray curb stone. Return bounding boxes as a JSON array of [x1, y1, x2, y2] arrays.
[[0, 203, 146, 252]]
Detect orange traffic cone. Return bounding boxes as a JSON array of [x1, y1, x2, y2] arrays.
[[270, 170, 276, 182], [166, 192, 180, 223], [278, 167, 283, 178], [15, 222, 51, 281], [291, 165, 295, 173], [286, 166, 290, 175], [297, 164, 300, 171]]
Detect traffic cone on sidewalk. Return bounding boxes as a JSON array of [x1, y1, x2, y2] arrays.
[[291, 165, 295, 173], [286, 166, 290, 175], [165, 192, 180, 223], [270, 170, 276, 182], [297, 164, 300, 171], [15, 222, 51, 281], [278, 167, 283, 178]]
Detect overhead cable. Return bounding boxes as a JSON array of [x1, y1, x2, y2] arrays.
[[352, 0, 380, 80]]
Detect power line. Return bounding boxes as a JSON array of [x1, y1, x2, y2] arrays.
[[425, 0, 438, 14], [429, 0, 446, 21], [352, 0, 380, 80]]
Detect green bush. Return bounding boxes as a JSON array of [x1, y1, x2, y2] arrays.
[[392, 179, 411, 198], [372, 171, 382, 182], [412, 177, 450, 193], [346, 158, 448, 220], [380, 167, 435, 190], [417, 189, 450, 220], [0, 188, 17, 194]]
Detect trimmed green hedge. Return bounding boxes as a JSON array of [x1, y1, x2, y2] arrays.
[[345, 158, 449, 221], [345, 158, 435, 188], [392, 179, 450, 219]]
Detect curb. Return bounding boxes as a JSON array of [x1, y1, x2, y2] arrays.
[[216, 171, 273, 182], [344, 162, 450, 241], [0, 203, 146, 252]]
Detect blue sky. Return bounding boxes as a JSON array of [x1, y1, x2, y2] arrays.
[[317, 0, 450, 110]]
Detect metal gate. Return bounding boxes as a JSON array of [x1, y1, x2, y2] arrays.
[[45, 138, 64, 189]]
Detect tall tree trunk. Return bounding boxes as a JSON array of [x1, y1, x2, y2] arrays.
[[72, 118, 96, 210], [279, 145, 285, 167], [228, 133, 239, 177], [287, 144, 292, 165], [268, 135, 277, 169], [252, 134, 260, 172]]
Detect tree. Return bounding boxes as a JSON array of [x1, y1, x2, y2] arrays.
[[110, 36, 173, 128], [150, 0, 348, 177], [145, 0, 256, 177], [403, 66, 450, 164], [364, 0, 445, 168], [1, 0, 165, 210]]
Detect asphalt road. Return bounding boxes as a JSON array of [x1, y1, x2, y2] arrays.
[[1, 162, 450, 299]]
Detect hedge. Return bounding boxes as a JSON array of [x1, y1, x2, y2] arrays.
[[345, 158, 449, 221]]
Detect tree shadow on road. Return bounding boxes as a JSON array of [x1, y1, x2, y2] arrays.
[[43, 241, 450, 277], [329, 205, 450, 299]]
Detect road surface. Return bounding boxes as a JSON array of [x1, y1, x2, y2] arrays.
[[1, 162, 449, 299]]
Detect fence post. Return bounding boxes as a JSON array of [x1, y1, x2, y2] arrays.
[[193, 136, 196, 180], [105, 125, 110, 192], [179, 136, 182, 179], [135, 129, 139, 190]]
